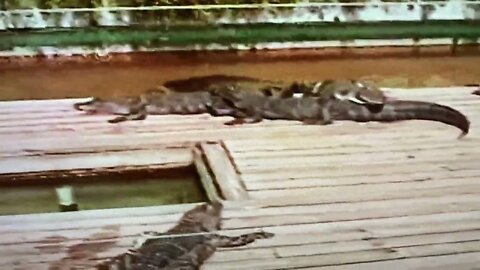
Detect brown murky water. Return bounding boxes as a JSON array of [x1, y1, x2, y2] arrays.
[[1, 50, 479, 101]]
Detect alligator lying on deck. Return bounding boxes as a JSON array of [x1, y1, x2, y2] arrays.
[[74, 74, 470, 137], [97, 202, 274, 270]]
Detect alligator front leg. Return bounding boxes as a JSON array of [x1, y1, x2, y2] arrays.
[[212, 231, 274, 248], [224, 116, 263, 126], [108, 104, 147, 123], [108, 112, 147, 123], [302, 100, 333, 125], [73, 100, 97, 114]]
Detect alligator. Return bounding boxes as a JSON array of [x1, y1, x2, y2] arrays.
[[212, 87, 470, 137], [164, 75, 386, 110], [74, 86, 224, 123], [97, 202, 274, 270], [74, 75, 385, 123]]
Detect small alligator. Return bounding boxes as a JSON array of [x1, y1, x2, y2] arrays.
[[97, 202, 274, 270], [74, 86, 225, 123]]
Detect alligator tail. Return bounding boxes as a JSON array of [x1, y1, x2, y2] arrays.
[[331, 100, 470, 137]]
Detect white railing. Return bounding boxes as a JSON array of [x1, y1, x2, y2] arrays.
[[2, 1, 480, 12], [0, 1, 479, 30]]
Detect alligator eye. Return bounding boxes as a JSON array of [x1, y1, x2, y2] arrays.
[[261, 89, 273, 96], [339, 89, 350, 96]]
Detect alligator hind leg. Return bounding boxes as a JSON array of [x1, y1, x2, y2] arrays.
[[108, 116, 128, 123], [108, 112, 147, 123], [223, 109, 263, 125], [303, 118, 333, 125], [303, 102, 333, 125]]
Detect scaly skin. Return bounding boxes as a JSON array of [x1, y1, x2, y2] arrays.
[[307, 79, 386, 113], [165, 75, 387, 107], [199, 77, 469, 137], [164, 74, 295, 98], [74, 75, 291, 123], [213, 86, 469, 137], [330, 99, 470, 138], [74, 75, 389, 123], [209, 87, 334, 125], [97, 202, 274, 270], [74, 86, 230, 123]]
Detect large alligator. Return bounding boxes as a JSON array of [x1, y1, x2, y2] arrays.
[[97, 202, 274, 270], [74, 75, 385, 123], [212, 86, 469, 137]]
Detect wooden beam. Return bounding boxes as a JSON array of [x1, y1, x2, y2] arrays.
[[199, 142, 249, 201]]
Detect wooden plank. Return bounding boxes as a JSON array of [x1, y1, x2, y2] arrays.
[[233, 136, 478, 159], [2, 212, 480, 267], [4, 218, 480, 267], [249, 177, 480, 199], [274, 230, 480, 258], [0, 121, 469, 154], [240, 159, 479, 182], [254, 184, 480, 206], [230, 135, 474, 157], [234, 147, 480, 171], [200, 142, 249, 201], [0, 163, 194, 184], [205, 241, 480, 269], [0, 148, 193, 174], [227, 139, 453, 155], [2, 197, 479, 246], [245, 170, 480, 190], [192, 145, 223, 202], [1, 213, 479, 267], [237, 155, 478, 175], [208, 230, 480, 262], [307, 252, 480, 270], [0, 141, 194, 159]]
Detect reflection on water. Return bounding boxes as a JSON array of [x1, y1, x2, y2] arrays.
[[1, 53, 480, 101]]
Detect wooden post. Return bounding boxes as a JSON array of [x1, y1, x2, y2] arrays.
[[55, 185, 79, 212]]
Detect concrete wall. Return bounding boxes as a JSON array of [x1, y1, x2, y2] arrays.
[[0, 1, 479, 30]]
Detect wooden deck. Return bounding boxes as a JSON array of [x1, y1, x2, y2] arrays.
[[0, 87, 479, 269]]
